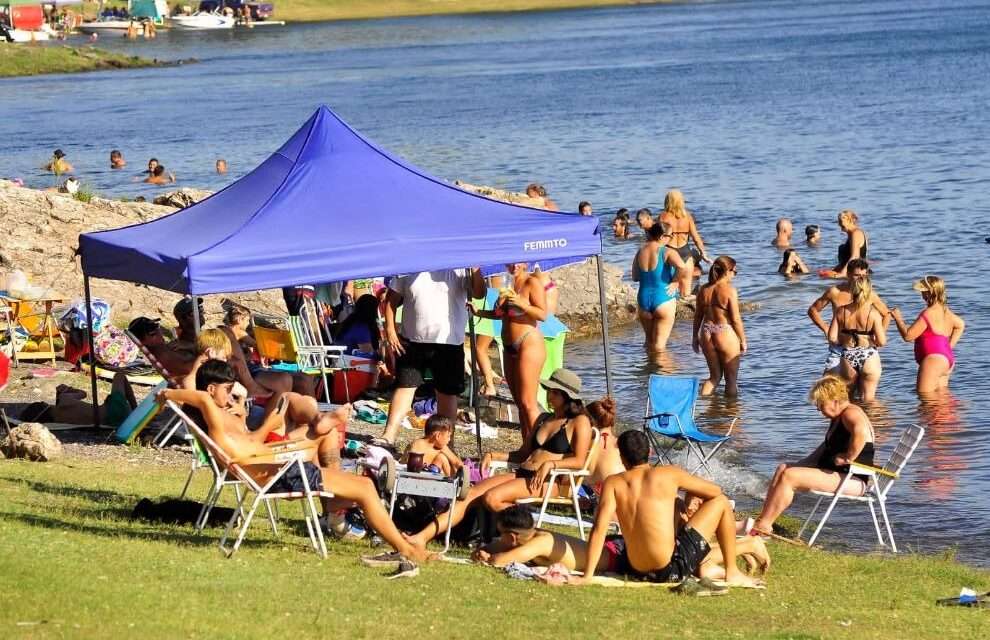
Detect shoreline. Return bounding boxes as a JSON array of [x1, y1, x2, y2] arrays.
[[0, 45, 194, 79], [266, 0, 677, 23]]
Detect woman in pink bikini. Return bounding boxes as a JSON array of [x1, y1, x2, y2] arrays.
[[891, 276, 965, 394]]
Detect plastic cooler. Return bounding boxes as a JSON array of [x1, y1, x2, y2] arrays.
[[332, 352, 376, 403]]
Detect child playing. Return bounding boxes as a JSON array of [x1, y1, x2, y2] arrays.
[[401, 415, 462, 476]]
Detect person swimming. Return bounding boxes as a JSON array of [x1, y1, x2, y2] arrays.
[[778, 249, 809, 276], [805, 224, 821, 246], [772, 218, 792, 248]]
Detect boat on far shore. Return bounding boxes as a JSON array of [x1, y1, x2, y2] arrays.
[[170, 11, 235, 30]]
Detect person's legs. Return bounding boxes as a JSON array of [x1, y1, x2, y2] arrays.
[[290, 372, 316, 398], [637, 310, 654, 353], [110, 372, 137, 410], [679, 255, 695, 298], [916, 356, 949, 394], [685, 494, 756, 586], [753, 466, 859, 532], [406, 474, 515, 546], [699, 332, 722, 396], [321, 469, 431, 562], [482, 476, 552, 512], [515, 333, 546, 441], [715, 331, 742, 397], [859, 354, 882, 401], [254, 370, 293, 395], [381, 386, 415, 443], [651, 300, 677, 353], [838, 358, 859, 395], [474, 335, 499, 396]]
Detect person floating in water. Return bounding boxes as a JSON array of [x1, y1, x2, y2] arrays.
[[612, 208, 631, 239], [216, 158, 227, 175], [110, 149, 126, 169], [144, 165, 175, 185], [771, 218, 792, 248], [891, 275, 965, 394], [805, 224, 821, 246], [778, 248, 809, 276], [44, 149, 74, 174]]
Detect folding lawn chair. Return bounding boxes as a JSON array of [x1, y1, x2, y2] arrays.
[[123, 330, 183, 447], [798, 424, 925, 552], [489, 427, 601, 540], [167, 400, 333, 557], [642, 375, 736, 477]]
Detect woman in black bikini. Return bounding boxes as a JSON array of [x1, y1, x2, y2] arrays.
[[405, 369, 593, 548], [470, 263, 547, 440], [821, 209, 868, 278], [829, 276, 887, 400], [750, 375, 875, 536], [658, 189, 711, 300]]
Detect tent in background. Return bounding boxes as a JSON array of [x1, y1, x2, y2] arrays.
[[77, 105, 613, 446]]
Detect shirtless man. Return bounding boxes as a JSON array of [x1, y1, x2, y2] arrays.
[[772, 218, 792, 248], [635, 208, 654, 234], [807, 258, 890, 374], [476, 504, 769, 579], [127, 316, 197, 380], [159, 359, 431, 564], [145, 165, 175, 185], [570, 431, 760, 587]]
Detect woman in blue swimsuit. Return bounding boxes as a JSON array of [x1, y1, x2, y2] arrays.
[[633, 222, 688, 356]]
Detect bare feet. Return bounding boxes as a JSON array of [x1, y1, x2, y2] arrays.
[[724, 568, 765, 588], [700, 380, 716, 396]]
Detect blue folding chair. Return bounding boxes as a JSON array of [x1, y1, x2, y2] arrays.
[[642, 375, 736, 476]]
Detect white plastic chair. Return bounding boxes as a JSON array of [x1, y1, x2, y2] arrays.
[[798, 424, 925, 552], [490, 427, 600, 540], [167, 401, 333, 558]]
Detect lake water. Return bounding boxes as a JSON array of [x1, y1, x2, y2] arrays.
[[2, 0, 989, 565]]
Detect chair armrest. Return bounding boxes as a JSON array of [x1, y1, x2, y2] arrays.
[[548, 469, 590, 480], [233, 443, 316, 465], [848, 461, 898, 478]]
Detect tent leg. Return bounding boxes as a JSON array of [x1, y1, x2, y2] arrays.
[[595, 256, 614, 398], [83, 276, 100, 429], [191, 296, 201, 337], [468, 314, 483, 459]]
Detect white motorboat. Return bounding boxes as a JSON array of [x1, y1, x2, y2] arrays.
[[77, 19, 133, 35], [170, 12, 235, 30], [4, 27, 51, 42]]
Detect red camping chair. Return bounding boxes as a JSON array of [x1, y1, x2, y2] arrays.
[[0, 351, 10, 393]]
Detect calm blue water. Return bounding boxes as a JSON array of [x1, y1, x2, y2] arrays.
[[2, 0, 989, 565]]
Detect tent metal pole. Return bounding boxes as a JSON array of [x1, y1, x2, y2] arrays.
[[467, 313, 483, 459], [595, 255, 614, 398], [83, 275, 100, 428], [191, 296, 201, 337]]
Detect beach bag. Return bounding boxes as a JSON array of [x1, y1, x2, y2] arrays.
[[93, 325, 139, 368]]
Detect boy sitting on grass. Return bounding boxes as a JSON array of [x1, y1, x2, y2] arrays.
[[401, 415, 462, 475]]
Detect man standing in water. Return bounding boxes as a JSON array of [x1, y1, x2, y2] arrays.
[[570, 431, 760, 587], [807, 258, 890, 374]]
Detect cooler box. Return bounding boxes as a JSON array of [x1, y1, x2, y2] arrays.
[[12, 4, 44, 30], [332, 353, 376, 403]]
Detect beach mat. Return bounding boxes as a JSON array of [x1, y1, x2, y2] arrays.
[[80, 361, 164, 387]]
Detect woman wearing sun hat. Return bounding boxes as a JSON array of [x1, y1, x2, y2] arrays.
[[891, 276, 966, 394], [405, 368, 594, 549]]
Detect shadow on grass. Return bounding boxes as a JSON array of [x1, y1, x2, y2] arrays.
[[0, 475, 144, 505]]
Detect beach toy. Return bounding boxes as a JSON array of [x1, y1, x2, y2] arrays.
[[114, 380, 167, 444]]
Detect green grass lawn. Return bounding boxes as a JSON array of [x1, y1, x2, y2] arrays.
[[0, 455, 987, 639], [0, 46, 159, 78]]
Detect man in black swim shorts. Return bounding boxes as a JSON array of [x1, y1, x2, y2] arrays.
[[571, 431, 762, 588]]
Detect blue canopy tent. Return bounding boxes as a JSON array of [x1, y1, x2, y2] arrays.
[[77, 105, 614, 447]]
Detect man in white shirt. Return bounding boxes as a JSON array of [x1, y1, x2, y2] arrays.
[[378, 269, 486, 445]]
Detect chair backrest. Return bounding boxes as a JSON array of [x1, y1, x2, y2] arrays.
[[644, 375, 698, 435], [166, 400, 261, 492], [253, 324, 298, 362], [124, 329, 178, 387], [877, 424, 925, 496], [581, 427, 602, 475]]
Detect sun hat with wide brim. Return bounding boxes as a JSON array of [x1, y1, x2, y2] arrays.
[[540, 368, 583, 401]]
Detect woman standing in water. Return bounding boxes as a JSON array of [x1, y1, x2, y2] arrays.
[[658, 189, 711, 300], [471, 263, 547, 440], [821, 209, 868, 278], [829, 276, 886, 400], [891, 276, 965, 394], [693, 256, 747, 396], [632, 222, 687, 356]]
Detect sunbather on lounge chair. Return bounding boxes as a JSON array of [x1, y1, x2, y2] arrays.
[[128, 316, 197, 379], [570, 431, 761, 587], [20, 372, 137, 427], [159, 359, 431, 563]]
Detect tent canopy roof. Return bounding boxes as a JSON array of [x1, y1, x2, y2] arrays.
[[79, 105, 600, 295]]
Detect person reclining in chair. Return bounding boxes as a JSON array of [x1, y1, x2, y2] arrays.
[[570, 431, 762, 587], [158, 359, 432, 564]]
